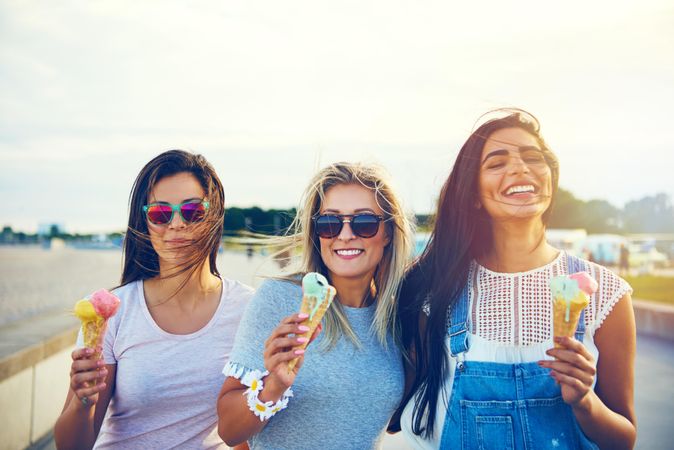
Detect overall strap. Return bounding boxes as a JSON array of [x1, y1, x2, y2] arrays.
[[566, 253, 587, 342], [448, 283, 471, 357]]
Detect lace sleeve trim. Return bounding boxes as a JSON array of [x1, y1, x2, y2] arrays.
[[593, 279, 633, 333], [222, 360, 255, 379]]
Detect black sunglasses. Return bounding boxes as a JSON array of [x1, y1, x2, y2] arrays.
[[313, 213, 386, 239]]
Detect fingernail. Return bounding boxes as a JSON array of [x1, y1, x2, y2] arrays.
[[298, 313, 309, 319], [298, 325, 310, 332], [99, 382, 106, 388], [86, 348, 93, 355], [97, 360, 104, 366], [294, 349, 305, 355], [296, 337, 309, 343]]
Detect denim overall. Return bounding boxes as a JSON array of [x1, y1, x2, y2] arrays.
[[439, 254, 599, 449]]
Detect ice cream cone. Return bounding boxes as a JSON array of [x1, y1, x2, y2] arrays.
[[287, 273, 336, 372], [74, 289, 121, 385], [550, 272, 597, 348], [552, 293, 588, 348]]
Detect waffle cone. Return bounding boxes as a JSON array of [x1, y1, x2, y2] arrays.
[[81, 318, 106, 385], [552, 293, 588, 348], [287, 286, 336, 372]]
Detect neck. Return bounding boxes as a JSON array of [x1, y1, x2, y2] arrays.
[[330, 272, 373, 308], [152, 259, 220, 303], [481, 218, 558, 273]]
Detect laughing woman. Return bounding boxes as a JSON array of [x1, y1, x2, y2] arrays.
[[217, 162, 414, 450], [396, 110, 636, 449], [54, 150, 253, 449]]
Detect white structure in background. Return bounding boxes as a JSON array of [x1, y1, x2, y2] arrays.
[[545, 229, 587, 257], [546, 229, 670, 274]]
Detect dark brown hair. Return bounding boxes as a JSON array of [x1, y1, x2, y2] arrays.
[[120, 150, 225, 286]]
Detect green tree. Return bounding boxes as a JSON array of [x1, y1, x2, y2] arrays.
[[623, 193, 674, 233]]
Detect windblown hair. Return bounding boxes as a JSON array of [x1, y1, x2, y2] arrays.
[[397, 109, 559, 438], [120, 150, 225, 289], [276, 162, 415, 350]]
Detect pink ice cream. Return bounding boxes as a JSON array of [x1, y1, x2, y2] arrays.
[[89, 289, 121, 319], [568, 272, 598, 297]]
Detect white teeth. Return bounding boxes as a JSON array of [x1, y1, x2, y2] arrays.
[[506, 185, 535, 195], [336, 249, 363, 256]]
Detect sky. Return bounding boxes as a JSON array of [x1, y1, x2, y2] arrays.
[[1, 0, 673, 233]]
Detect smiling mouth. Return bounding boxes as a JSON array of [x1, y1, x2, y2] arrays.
[[503, 184, 537, 196], [335, 249, 364, 256]]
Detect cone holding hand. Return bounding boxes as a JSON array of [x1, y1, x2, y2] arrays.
[[287, 273, 336, 372]]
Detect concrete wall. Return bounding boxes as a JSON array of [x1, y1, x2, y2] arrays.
[[0, 347, 72, 450], [0, 313, 78, 450]]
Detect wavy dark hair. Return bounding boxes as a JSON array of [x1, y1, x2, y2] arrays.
[[395, 109, 559, 438], [120, 150, 225, 288]]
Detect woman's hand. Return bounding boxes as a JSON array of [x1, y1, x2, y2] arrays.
[[69, 346, 108, 409], [262, 313, 322, 392], [539, 336, 596, 408]]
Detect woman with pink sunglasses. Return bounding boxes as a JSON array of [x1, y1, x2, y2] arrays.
[[54, 150, 253, 449]]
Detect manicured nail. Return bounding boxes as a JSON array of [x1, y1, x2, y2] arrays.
[[296, 337, 309, 343], [99, 382, 106, 388], [298, 325, 310, 332], [86, 348, 93, 355], [294, 349, 305, 355], [298, 313, 309, 319]]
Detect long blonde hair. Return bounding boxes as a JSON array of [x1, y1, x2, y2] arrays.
[[276, 161, 414, 350]]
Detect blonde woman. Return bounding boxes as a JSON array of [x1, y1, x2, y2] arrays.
[[216, 162, 414, 450]]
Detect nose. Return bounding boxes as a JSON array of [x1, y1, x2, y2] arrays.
[[336, 219, 356, 241], [507, 154, 530, 175], [167, 210, 186, 229]]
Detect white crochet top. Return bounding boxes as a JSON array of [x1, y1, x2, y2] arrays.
[[466, 251, 630, 345], [402, 251, 632, 450]]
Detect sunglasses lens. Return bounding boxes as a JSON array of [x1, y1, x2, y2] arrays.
[[315, 216, 342, 238], [352, 215, 381, 238], [146, 205, 172, 225], [181, 202, 206, 223]]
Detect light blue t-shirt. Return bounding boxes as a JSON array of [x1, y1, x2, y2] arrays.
[[224, 278, 404, 450]]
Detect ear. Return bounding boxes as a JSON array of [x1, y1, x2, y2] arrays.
[[383, 226, 392, 247]]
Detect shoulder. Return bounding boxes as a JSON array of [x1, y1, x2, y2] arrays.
[[107, 280, 143, 316], [238, 277, 302, 319], [254, 277, 302, 304], [221, 277, 255, 304]]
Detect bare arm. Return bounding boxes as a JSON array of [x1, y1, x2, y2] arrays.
[[541, 294, 636, 449], [216, 313, 315, 446], [53, 348, 116, 450]]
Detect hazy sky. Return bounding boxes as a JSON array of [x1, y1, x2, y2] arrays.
[[1, 0, 673, 233]]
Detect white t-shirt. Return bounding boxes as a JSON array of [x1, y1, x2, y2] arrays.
[[78, 278, 253, 450], [401, 253, 632, 449]]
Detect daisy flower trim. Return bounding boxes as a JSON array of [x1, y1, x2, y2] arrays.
[[238, 369, 293, 421]]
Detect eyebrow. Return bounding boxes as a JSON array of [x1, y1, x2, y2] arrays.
[[322, 208, 376, 214], [148, 197, 203, 204], [482, 146, 543, 164], [482, 149, 509, 164]]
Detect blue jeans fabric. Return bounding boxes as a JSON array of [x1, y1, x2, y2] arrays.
[[439, 254, 598, 449]]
